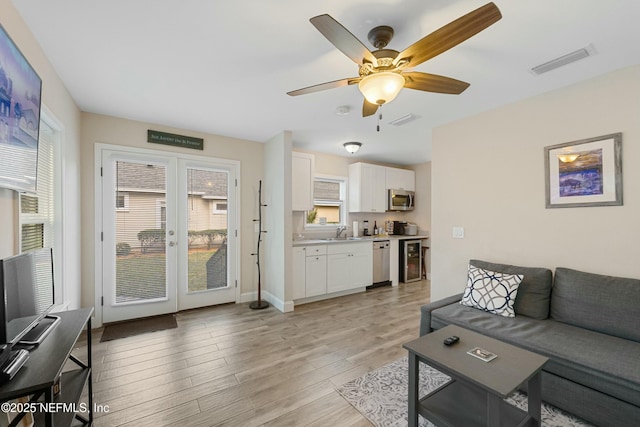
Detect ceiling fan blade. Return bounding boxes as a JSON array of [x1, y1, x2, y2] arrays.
[[394, 2, 501, 68], [287, 77, 360, 96], [403, 72, 470, 94], [362, 99, 379, 117], [310, 14, 378, 66]]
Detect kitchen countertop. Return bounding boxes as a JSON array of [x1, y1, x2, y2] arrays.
[[292, 234, 429, 246]]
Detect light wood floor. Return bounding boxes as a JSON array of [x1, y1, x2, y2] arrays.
[[77, 280, 430, 426]]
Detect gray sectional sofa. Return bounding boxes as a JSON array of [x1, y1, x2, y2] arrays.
[[419, 259, 640, 427]]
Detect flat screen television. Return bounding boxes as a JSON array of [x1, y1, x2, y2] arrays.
[[0, 22, 42, 194], [0, 247, 57, 347]]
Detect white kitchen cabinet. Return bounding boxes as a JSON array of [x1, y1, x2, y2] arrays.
[[305, 245, 326, 256], [348, 162, 386, 213], [293, 244, 328, 300], [305, 253, 327, 297], [292, 152, 314, 211], [292, 246, 306, 300], [326, 242, 372, 293], [293, 242, 371, 303], [326, 253, 352, 293], [385, 167, 415, 191]]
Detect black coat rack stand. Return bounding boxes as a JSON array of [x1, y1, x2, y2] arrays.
[[250, 180, 269, 310]]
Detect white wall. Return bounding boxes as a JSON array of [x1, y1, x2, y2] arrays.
[[263, 131, 292, 310], [80, 113, 264, 311], [431, 65, 640, 301], [0, 0, 83, 308]]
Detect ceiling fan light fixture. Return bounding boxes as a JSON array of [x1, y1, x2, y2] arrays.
[[358, 72, 405, 105], [343, 142, 362, 154]]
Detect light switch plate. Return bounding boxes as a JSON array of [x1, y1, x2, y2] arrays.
[[453, 227, 465, 239]]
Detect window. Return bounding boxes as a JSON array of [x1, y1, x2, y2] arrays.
[[19, 120, 55, 252], [21, 223, 44, 251], [157, 200, 167, 229], [115, 192, 129, 210], [17, 113, 64, 308], [306, 176, 347, 227], [212, 201, 228, 214]]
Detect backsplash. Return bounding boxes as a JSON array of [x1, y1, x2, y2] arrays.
[[291, 211, 424, 240]]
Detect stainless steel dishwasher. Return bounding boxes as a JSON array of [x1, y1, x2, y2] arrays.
[[370, 240, 390, 288]]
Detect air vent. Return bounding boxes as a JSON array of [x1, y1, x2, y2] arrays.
[[531, 46, 594, 75], [388, 113, 418, 126]]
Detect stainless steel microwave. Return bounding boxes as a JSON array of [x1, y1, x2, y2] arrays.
[[388, 189, 415, 211]]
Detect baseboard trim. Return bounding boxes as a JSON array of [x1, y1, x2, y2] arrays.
[[239, 291, 293, 313]]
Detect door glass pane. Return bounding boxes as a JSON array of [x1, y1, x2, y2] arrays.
[[186, 168, 228, 293], [114, 161, 167, 303]]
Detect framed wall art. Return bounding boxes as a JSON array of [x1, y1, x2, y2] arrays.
[[0, 23, 42, 194], [544, 133, 622, 208]]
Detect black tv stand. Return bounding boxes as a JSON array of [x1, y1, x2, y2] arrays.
[[0, 349, 29, 382], [19, 315, 61, 346], [0, 308, 93, 427]]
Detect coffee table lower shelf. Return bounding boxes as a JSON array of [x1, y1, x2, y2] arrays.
[[418, 379, 536, 427]]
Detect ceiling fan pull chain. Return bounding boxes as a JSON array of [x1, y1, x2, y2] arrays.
[[377, 109, 382, 132]]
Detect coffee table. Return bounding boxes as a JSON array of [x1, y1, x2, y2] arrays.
[[403, 324, 548, 427]]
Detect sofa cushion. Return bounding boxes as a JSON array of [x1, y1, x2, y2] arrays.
[[470, 260, 553, 319], [430, 303, 640, 407], [550, 267, 640, 342], [460, 265, 522, 317]]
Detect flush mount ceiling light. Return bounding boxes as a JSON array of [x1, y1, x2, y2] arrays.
[[343, 142, 362, 154], [358, 72, 405, 106]]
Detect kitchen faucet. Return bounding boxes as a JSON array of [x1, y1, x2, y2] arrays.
[[336, 225, 347, 238]]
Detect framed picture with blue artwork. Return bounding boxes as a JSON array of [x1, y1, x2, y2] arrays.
[[544, 133, 622, 208]]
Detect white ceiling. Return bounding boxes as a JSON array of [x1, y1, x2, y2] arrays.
[[12, 0, 640, 165]]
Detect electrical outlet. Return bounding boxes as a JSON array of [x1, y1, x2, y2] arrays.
[[452, 227, 465, 239]]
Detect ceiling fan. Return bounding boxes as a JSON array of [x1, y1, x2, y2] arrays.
[[287, 2, 502, 117]]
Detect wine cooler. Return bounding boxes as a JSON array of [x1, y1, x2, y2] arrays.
[[400, 240, 422, 283]]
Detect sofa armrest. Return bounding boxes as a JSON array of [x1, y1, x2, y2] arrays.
[[419, 293, 463, 336]]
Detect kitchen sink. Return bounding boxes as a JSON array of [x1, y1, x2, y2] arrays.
[[321, 237, 363, 241]]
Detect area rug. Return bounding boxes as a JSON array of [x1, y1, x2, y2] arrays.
[[100, 314, 177, 342], [337, 357, 593, 427]]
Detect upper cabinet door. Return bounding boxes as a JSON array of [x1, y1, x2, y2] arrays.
[[292, 152, 314, 211], [348, 162, 386, 212], [385, 167, 415, 191]]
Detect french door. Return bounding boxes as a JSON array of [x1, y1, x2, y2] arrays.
[[100, 148, 238, 323]]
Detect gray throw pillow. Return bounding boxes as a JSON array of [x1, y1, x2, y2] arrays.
[[469, 259, 553, 319]]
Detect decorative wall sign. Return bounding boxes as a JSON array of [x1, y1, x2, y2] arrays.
[[147, 130, 203, 150], [544, 133, 622, 208]]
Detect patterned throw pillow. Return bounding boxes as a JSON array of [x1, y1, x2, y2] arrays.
[[460, 265, 523, 317]]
